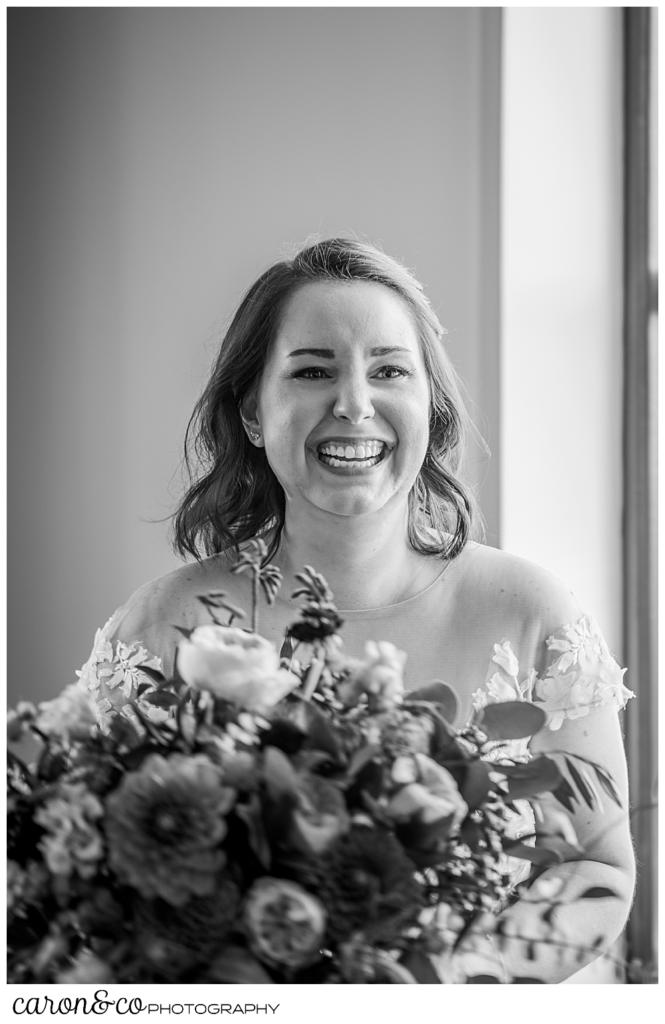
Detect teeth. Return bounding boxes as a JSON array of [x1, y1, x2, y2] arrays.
[[318, 440, 385, 460], [323, 454, 382, 469]]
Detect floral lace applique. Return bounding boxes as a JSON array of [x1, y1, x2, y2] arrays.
[[470, 614, 634, 733], [534, 615, 634, 730], [76, 611, 166, 730]]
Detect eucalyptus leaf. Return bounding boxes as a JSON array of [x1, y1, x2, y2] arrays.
[[500, 755, 563, 800], [477, 700, 547, 740], [460, 759, 491, 809], [404, 680, 459, 724]]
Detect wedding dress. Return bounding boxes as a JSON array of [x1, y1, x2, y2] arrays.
[[75, 554, 633, 982]]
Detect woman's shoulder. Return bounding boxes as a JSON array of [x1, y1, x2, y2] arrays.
[[459, 541, 581, 633], [460, 544, 632, 729], [107, 552, 249, 664]]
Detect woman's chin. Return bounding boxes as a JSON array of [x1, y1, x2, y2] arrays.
[[301, 485, 399, 520]]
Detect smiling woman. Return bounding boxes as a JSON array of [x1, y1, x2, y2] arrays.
[[72, 238, 635, 983], [247, 281, 431, 524]]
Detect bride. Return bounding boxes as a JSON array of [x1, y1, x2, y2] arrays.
[[83, 237, 635, 982]]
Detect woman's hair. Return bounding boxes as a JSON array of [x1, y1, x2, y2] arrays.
[[173, 237, 483, 563]]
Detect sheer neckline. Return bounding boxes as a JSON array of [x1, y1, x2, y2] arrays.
[[337, 559, 452, 618]]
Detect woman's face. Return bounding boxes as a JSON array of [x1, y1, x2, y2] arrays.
[[254, 280, 431, 522]]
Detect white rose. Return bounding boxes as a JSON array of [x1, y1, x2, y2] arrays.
[[387, 754, 468, 832], [339, 640, 406, 711], [36, 682, 97, 742], [177, 625, 299, 711]]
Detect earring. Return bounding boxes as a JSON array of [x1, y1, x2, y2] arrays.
[[248, 429, 262, 443]]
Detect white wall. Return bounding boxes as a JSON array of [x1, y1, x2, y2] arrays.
[[501, 8, 624, 652], [8, 8, 501, 703]]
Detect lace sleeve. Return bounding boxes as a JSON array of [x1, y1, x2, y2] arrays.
[[532, 615, 634, 731], [470, 614, 633, 733], [75, 610, 166, 730]]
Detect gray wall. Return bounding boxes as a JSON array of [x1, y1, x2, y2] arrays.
[[8, 8, 501, 704]]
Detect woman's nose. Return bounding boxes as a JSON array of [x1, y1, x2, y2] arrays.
[[332, 374, 374, 423]]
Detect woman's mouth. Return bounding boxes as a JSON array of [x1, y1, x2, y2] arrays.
[[316, 440, 388, 469]]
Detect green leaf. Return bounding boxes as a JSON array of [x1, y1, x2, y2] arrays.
[[551, 774, 578, 813], [478, 701, 547, 740], [460, 759, 491, 810], [109, 713, 143, 747], [580, 887, 617, 900], [299, 702, 344, 763], [234, 797, 272, 869], [500, 755, 563, 800], [205, 944, 274, 984], [405, 681, 459, 724], [142, 690, 181, 709], [260, 566, 283, 605], [172, 625, 195, 640], [133, 667, 163, 684], [565, 757, 598, 810], [262, 745, 301, 800], [279, 634, 295, 661], [399, 948, 441, 984], [503, 837, 581, 867], [346, 744, 381, 781], [593, 765, 622, 807]]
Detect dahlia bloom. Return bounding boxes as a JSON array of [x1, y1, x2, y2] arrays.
[[104, 753, 235, 906]]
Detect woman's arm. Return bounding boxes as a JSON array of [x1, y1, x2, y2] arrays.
[[450, 558, 635, 982], [490, 707, 635, 982]]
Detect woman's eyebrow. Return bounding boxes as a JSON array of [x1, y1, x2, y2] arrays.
[[287, 347, 335, 358], [287, 345, 412, 358]]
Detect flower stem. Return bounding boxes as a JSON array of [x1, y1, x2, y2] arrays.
[[302, 656, 324, 701], [252, 568, 260, 633]]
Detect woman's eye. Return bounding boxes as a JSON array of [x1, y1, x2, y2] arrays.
[[374, 365, 412, 379], [292, 366, 331, 380]]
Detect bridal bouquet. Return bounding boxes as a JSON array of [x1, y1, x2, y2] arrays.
[[7, 542, 620, 985]]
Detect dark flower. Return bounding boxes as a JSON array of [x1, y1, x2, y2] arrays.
[[288, 605, 344, 643], [315, 825, 424, 944], [135, 877, 241, 978], [74, 888, 127, 938], [105, 753, 235, 906]]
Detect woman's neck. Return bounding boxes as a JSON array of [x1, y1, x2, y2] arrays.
[[273, 502, 441, 611]]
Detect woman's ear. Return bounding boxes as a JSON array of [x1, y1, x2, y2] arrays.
[[240, 393, 264, 447]]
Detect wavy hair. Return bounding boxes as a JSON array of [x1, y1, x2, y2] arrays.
[[173, 238, 483, 563]]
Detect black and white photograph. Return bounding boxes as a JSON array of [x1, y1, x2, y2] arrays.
[[5, 3, 658, 1006]]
